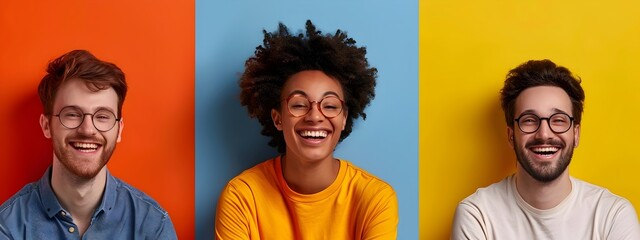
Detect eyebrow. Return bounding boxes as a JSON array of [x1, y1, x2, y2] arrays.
[[60, 105, 117, 114], [287, 90, 341, 99], [518, 108, 570, 116]]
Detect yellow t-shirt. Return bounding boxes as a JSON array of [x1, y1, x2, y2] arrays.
[[215, 156, 398, 240]]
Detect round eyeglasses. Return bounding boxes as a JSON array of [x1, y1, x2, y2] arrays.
[[53, 106, 120, 132], [514, 112, 574, 134], [285, 94, 344, 119]]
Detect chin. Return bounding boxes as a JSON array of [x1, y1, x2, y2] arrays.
[[301, 151, 331, 162], [288, 146, 333, 162]]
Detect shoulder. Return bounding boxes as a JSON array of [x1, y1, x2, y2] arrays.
[[572, 177, 637, 215], [230, 159, 275, 183], [217, 159, 279, 208], [112, 177, 170, 218], [215, 159, 279, 228], [451, 177, 513, 239], [454, 176, 513, 220], [340, 161, 398, 229], [572, 178, 640, 238], [342, 161, 397, 201], [108, 176, 177, 239], [461, 177, 512, 206], [573, 177, 611, 195], [0, 182, 39, 216], [224, 159, 277, 192], [0, 182, 41, 236]]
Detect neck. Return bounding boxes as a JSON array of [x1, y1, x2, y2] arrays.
[[514, 166, 572, 210], [281, 154, 340, 194], [51, 158, 106, 236]]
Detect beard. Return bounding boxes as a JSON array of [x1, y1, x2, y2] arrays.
[[51, 129, 116, 180], [514, 137, 573, 183]]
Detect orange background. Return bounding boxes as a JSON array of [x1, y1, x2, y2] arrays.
[[0, 1, 195, 239]]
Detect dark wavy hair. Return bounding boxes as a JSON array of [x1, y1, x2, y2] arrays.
[[38, 50, 127, 117], [500, 59, 585, 128], [239, 20, 377, 153]]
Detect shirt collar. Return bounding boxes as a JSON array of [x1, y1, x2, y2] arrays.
[[38, 166, 63, 218], [38, 166, 118, 218], [96, 168, 118, 217]]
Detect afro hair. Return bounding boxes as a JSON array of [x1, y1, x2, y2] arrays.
[[239, 20, 377, 153]]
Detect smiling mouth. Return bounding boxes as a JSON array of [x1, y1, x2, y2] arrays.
[[298, 130, 328, 139], [530, 146, 559, 156], [71, 142, 100, 152]]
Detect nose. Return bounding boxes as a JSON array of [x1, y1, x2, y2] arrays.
[[77, 114, 97, 135], [534, 119, 553, 139], [304, 101, 325, 122]]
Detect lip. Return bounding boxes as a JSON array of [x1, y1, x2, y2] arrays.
[[527, 145, 561, 161], [68, 140, 103, 154], [296, 128, 332, 146]]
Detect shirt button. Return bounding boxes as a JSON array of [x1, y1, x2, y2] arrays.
[[68, 227, 75, 233], [61, 211, 67, 216]]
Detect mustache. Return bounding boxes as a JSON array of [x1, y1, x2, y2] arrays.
[[524, 139, 565, 148], [66, 133, 104, 144]]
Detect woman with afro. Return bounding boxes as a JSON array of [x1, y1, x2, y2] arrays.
[[215, 20, 398, 239]]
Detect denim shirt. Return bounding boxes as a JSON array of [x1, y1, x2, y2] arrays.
[[0, 167, 177, 240]]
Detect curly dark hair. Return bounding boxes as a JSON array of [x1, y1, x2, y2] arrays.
[[239, 20, 377, 153], [500, 59, 585, 128]]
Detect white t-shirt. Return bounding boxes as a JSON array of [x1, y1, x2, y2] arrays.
[[451, 175, 640, 240]]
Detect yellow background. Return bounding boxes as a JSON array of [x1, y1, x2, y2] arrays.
[[420, 1, 640, 239]]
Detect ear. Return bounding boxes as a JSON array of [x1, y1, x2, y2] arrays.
[[116, 118, 124, 143], [573, 124, 580, 148], [40, 114, 52, 139], [271, 109, 283, 131], [507, 126, 514, 148]]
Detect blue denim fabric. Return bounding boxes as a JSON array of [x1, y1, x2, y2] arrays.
[[0, 167, 177, 240]]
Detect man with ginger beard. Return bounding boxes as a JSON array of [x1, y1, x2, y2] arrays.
[[0, 50, 176, 239], [451, 59, 639, 240]]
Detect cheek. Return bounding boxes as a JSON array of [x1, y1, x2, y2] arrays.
[[102, 131, 119, 142], [514, 134, 528, 146], [282, 117, 299, 134], [49, 126, 66, 139], [563, 134, 575, 145], [332, 117, 346, 132]]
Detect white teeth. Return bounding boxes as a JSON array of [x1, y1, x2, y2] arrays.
[[531, 147, 558, 153], [73, 142, 98, 149], [299, 130, 328, 138]]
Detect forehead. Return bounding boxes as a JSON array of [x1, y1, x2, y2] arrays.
[[515, 86, 573, 116], [282, 70, 344, 99], [53, 78, 118, 112]]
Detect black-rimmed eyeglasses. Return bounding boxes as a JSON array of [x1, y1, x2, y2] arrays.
[[53, 106, 120, 132], [515, 112, 574, 134]]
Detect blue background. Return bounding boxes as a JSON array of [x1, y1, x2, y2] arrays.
[[195, 1, 418, 239]]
